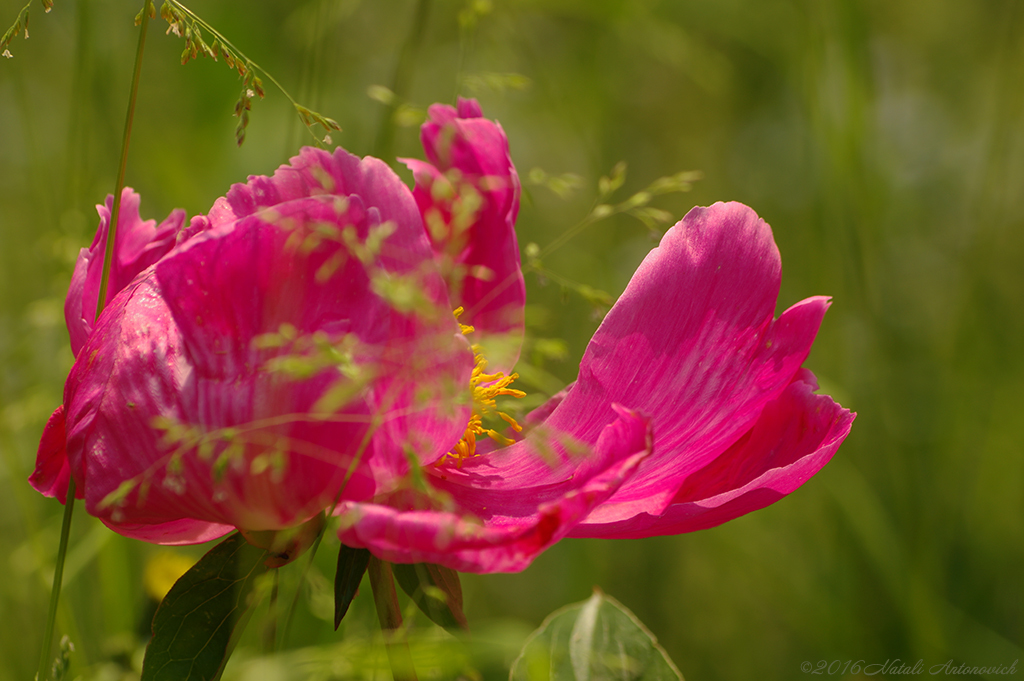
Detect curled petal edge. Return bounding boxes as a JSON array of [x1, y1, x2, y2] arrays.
[[570, 372, 855, 538], [335, 406, 652, 573]]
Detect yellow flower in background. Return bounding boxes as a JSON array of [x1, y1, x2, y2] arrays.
[[143, 551, 195, 601]]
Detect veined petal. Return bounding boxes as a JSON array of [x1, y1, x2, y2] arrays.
[[336, 405, 651, 573], [401, 98, 524, 372], [62, 156, 472, 541], [544, 202, 832, 521], [571, 370, 855, 537], [207, 147, 425, 254], [66, 188, 186, 356]]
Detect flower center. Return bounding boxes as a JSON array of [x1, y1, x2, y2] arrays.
[[441, 307, 526, 467]]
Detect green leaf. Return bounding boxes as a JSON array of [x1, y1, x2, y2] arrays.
[[141, 532, 268, 681], [334, 544, 370, 630], [392, 562, 467, 633], [510, 589, 684, 681]]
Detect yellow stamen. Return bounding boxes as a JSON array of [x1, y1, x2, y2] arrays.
[[441, 309, 525, 467]]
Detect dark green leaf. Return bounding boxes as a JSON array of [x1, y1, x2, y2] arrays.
[[334, 544, 370, 630], [141, 532, 268, 681], [392, 562, 467, 633], [510, 590, 684, 681]]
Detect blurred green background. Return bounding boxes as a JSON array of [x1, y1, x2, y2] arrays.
[[2, 0, 1022, 679]]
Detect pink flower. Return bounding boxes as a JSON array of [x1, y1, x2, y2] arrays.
[[32, 99, 853, 573], [31, 102, 646, 559]]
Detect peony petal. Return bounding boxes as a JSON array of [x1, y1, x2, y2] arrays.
[[100, 517, 234, 546], [28, 406, 80, 504], [543, 202, 833, 522], [570, 371, 855, 537], [207, 148, 425, 252], [401, 98, 524, 372], [336, 405, 651, 572], [62, 154, 472, 542], [65, 188, 186, 356]]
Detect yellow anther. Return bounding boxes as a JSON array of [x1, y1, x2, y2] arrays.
[[440, 308, 526, 467], [499, 412, 523, 432], [486, 429, 516, 447], [453, 306, 476, 336]]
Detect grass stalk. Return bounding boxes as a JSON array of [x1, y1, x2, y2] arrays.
[[36, 3, 152, 679]]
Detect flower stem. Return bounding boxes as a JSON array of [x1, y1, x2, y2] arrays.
[[95, 0, 152, 317], [37, 4, 152, 679], [35, 479, 75, 681], [367, 557, 418, 681]]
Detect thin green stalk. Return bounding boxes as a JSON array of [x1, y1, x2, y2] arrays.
[[163, 1, 338, 146], [368, 557, 418, 681], [96, 0, 152, 317], [37, 4, 152, 679], [166, 1, 290, 107], [35, 479, 75, 681]]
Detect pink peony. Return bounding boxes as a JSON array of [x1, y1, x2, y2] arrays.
[[32, 99, 853, 572]]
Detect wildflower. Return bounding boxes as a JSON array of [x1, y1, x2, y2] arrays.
[[32, 99, 853, 572]]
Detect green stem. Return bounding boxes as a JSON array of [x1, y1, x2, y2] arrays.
[[37, 4, 152, 679], [35, 479, 75, 681], [95, 0, 152, 317], [368, 557, 418, 681]]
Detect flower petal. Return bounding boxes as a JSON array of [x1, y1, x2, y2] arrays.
[[336, 405, 651, 572], [207, 147, 424, 246], [62, 152, 472, 541], [542, 202, 833, 522], [100, 517, 234, 546], [66, 189, 186, 356], [570, 370, 855, 537], [401, 98, 524, 372], [28, 406, 80, 504]]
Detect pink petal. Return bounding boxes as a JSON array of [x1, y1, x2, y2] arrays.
[[571, 370, 855, 537], [65, 188, 186, 356], [336, 405, 651, 572], [207, 147, 424, 245], [61, 151, 472, 542], [28, 406, 79, 504], [543, 202, 833, 522], [401, 98, 525, 372], [100, 517, 234, 546]]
